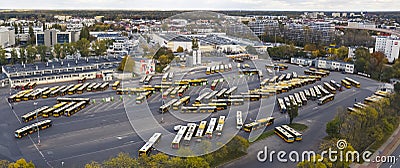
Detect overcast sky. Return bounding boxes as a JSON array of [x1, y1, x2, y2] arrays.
[[0, 0, 399, 11]]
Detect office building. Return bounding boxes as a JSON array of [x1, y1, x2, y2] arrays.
[[0, 27, 15, 48], [375, 36, 400, 63]]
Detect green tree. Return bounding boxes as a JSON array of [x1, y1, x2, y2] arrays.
[[28, 26, 35, 45], [118, 55, 135, 72], [26, 45, 37, 63], [176, 46, 184, 53], [53, 43, 62, 59], [36, 45, 48, 62], [102, 153, 138, 168], [64, 43, 77, 56], [79, 26, 90, 40], [245, 45, 258, 55], [304, 43, 317, 51], [185, 157, 210, 168], [84, 161, 101, 168], [92, 40, 107, 56], [0, 47, 6, 65], [288, 104, 299, 124], [19, 48, 26, 63], [297, 154, 331, 168], [326, 117, 341, 138], [14, 24, 18, 34], [10, 49, 18, 64], [8, 158, 35, 168], [337, 46, 349, 60], [0, 160, 10, 168], [149, 153, 169, 167], [75, 39, 90, 57], [394, 83, 400, 93]]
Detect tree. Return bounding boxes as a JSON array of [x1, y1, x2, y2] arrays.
[[185, 157, 210, 168], [326, 117, 341, 138], [64, 43, 77, 56], [304, 43, 317, 51], [0, 47, 6, 65], [14, 24, 18, 34], [26, 45, 37, 63], [394, 83, 400, 93], [8, 158, 35, 168], [118, 55, 135, 72], [79, 26, 90, 40], [53, 43, 62, 59], [92, 40, 107, 56], [288, 104, 299, 124], [84, 161, 101, 168], [36, 45, 48, 62], [19, 47, 26, 64], [176, 46, 184, 53], [0, 160, 10, 168], [10, 49, 18, 64], [297, 154, 331, 168], [75, 39, 91, 57], [245, 45, 258, 55], [337, 46, 349, 60], [102, 153, 138, 168], [28, 26, 35, 45]]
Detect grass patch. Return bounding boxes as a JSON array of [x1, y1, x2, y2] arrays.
[[211, 151, 247, 167], [250, 123, 308, 143]]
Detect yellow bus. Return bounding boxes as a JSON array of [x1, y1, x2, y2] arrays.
[[275, 126, 295, 143], [112, 81, 121, 90], [341, 79, 351, 89], [281, 125, 302, 141], [243, 117, 275, 132], [344, 77, 360, 88]]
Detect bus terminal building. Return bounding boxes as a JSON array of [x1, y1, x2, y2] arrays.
[[1, 56, 121, 87]]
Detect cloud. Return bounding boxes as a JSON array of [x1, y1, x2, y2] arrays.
[[0, 0, 399, 11]]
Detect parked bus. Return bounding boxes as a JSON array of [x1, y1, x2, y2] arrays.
[[207, 103, 228, 111], [274, 126, 295, 143], [159, 99, 178, 113], [281, 125, 302, 141], [341, 79, 352, 89], [68, 84, 83, 95], [99, 82, 109, 91], [53, 102, 77, 117], [162, 73, 169, 82], [309, 87, 317, 100], [237, 111, 243, 129], [42, 102, 68, 117], [60, 84, 74, 96], [195, 92, 209, 104], [112, 81, 121, 90], [78, 77, 86, 83], [28, 82, 37, 89], [277, 98, 287, 113], [299, 91, 307, 105], [205, 118, 217, 138], [216, 88, 228, 99], [323, 82, 336, 94], [215, 116, 225, 136], [57, 97, 90, 104], [136, 95, 145, 104], [206, 67, 211, 75], [144, 75, 153, 85], [183, 123, 197, 146], [181, 106, 199, 113], [318, 85, 330, 96], [14, 120, 52, 139], [211, 80, 218, 91], [195, 121, 207, 140], [243, 117, 275, 132], [42, 86, 59, 98], [21, 106, 49, 122], [344, 77, 360, 88], [77, 83, 91, 94], [318, 94, 335, 105], [313, 86, 322, 98], [204, 91, 218, 103], [138, 133, 162, 156], [172, 126, 187, 149], [294, 93, 302, 107], [139, 76, 146, 84], [65, 101, 88, 116], [198, 106, 217, 113], [21, 83, 30, 90]]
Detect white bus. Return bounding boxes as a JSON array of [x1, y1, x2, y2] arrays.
[[195, 121, 207, 141], [277, 98, 286, 113], [172, 126, 187, 149], [138, 133, 162, 156], [237, 111, 243, 129], [183, 123, 197, 146], [215, 116, 226, 136], [205, 118, 217, 139]]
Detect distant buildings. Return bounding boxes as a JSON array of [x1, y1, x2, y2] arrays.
[[375, 36, 400, 63], [36, 29, 79, 47], [0, 27, 15, 48], [248, 20, 279, 36], [290, 57, 355, 73]]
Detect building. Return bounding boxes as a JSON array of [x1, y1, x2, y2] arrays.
[[0, 27, 15, 48], [248, 20, 279, 36], [332, 13, 341, 18], [36, 29, 77, 46], [375, 36, 400, 63], [290, 58, 354, 73]]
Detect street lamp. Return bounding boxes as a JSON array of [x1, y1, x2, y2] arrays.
[[34, 102, 40, 145]]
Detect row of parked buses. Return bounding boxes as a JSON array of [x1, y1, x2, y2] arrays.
[[304, 68, 330, 77], [140, 75, 153, 85], [8, 82, 111, 103], [14, 119, 52, 139], [14, 82, 37, 90], [162, 72, 174, 82], [347, 90, 391, 114], [341, 77, 361, 89], [206, 64, 232, 75], [274, 125, 303, 143], [20, 98, 90, 123]]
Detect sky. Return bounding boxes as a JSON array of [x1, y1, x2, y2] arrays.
[[0, 0, 399, 11]]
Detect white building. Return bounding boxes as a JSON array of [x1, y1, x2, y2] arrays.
[[290, 58, 354, 73], [0, 27, 15, 48], [332, 13, 341, 18], [375, 36, 400, 63]]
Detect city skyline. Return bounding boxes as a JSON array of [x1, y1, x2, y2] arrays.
[[0, 0, 399, 11]]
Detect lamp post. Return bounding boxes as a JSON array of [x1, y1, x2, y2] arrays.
[[34, 102, 40, 145]]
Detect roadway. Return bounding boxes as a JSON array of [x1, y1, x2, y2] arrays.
[[0, 58, 383, 167]]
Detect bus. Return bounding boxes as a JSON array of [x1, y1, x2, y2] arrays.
[[57, 97, 90, 104], [242, 94, 261, 101], [144, 75, 153, 85], [294, 93, 302, 107], [323, 82, 336, 94], [304, 89, 311, 99], [205, 118, 217, 138], [195, 92, 209, 104], [183, 123, 197, 146], [344, 77, 360, 88], [42, 86, 59, 98], [243, 117, 275, 132], [59, 84, 74, 96], [139, 76, 146, 84], [168, 72, 174, 81], [195, 121, 207, 140], [138, 133, 162, 156], [49, 85, 65, 97], [299, 91, 308, 105], [112, 81, 121, 90], [172, 101, 183, 110], [318, 94, 335, 105], [341, 79, 352, 89], [14, 120, 52, 139], [277, 98, 287, 113], [274, 126, 295, 143], [215, 65, 220, 72], [313, 86, 322, 98], [211, 80, 218, 91], [204, 91, 218, 103], [318, 85, 330, 96], [21, 83, 30, 90], [65, 101, 88, 116], [21, 106, 49, 123], [211, 66, 215, 74], [53, 102, 77, 117], [215, 116, 225, 136], [207, 103, 228, 111], [237, 111, 243, 129], [220, 64, 225, 72], [374, 91, 390, 98], [136, 95, 145, 104], [281, 125, 302, 141], [99, 82, 109, 91], [42, 102, 68, 118], [78, 77, 86, 83], [206, 67, 211, 75], [309, 87, 317, 100], [28, 82, 37, 89], [159, 99, 178, 113], [289, 95, 298, 107], [162, 73, 169, 82], [68, 83, 83, 95], [172, 126, 187, 149], [77, 83, 91, 94], [198, 106, 217, 113], [181, 106, 198, 113], [216, 88, 228, 99], [84, 83, 96, 92]]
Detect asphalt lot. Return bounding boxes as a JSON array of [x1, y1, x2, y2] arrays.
[[0, 58, 384, 167]]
